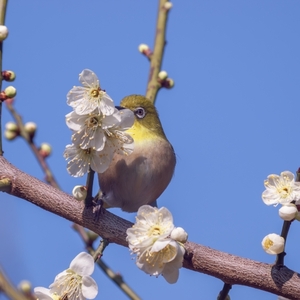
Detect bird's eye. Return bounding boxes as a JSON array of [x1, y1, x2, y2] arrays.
[[134, 107, 146, 119]]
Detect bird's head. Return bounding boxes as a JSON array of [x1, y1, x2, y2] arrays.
[[119, 95, 167, 141]]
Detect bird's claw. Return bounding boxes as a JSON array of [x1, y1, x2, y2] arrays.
[[92, 192, 106, 221]]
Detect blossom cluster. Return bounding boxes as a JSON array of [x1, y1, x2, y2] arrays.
[[34, 252, 98, 300], [64, 69, 135, 177], [126, 205, 188, 284], [261, 171, 300, 255]]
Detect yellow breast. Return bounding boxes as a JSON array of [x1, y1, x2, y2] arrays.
[[126, 120, 163, 143]]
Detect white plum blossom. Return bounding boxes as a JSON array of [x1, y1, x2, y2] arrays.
[[64, 144, 113, 176], [64, 108, 134, 177], [64, 70, 135, 177], [66, 108, 134, 152], [262, 171, 300, 206], [261, 233, 285, 255], [34, 252, 98, 300], [67, 69, 115, 116], [126, 205, 187, 284], [136, 238, 185, 284], [127, 205, 174, 253]]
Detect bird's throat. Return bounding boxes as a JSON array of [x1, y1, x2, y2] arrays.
[[126, 121, 166, 143]]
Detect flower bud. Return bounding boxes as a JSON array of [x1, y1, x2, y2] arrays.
[[39, 143, 52, 158], [18, 280, 32, 293], [138, 44, 152, 57], [2, 70, 16, 82], [165, 78, 174, 89], [163, 2, 173, 11], [24, 122, 37, 136], [261, 233, 284, 255], [170, 227, 188, 243], [5, 121, 18, 132], [72, 185, 87, 201], [0, 25, 8, 41], [4, 86, 17, 98], [279, 203, 297, 221], [4, 129, 17, 140], [158, 70, 168, 80], [138, 43, 150, 53]]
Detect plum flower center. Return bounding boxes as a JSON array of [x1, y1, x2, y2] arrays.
[[265, 174, 293, 199], [149, 225, 162, 236], [270, 176, 292, 198], [278, 186, 290, 198], [85, 115, 101, 130], [54, 270, 83, 299], [90, 88, 100, 97], [87, 87, 106, 104], [263, 237, 274, 250]]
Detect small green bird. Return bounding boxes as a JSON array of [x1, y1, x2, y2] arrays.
[[98, 94, 176, 212]]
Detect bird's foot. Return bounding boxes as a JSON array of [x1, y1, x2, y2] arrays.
[[92, 193, 106, 221]]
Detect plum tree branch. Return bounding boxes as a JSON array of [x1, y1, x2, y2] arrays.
[[5, 102, 60, 189], [0, 268, 28, 300], [145, 0, 171, 103], [0, 155, 299, 299], [73, 224, 141, 300], [0, 0, 8, 155]]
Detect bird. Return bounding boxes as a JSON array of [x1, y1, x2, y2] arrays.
[[97, 94, 176, 212]]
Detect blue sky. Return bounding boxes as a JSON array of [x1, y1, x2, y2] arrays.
[[1, 1, 300, 299]]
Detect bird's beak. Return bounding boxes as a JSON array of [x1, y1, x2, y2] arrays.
[[115, 106, 126, 110]]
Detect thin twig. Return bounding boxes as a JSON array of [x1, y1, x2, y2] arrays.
[[276, 220, 291, 266], [218, 283, 232, 300], [93, 238, 109, 262], [145, 0, 171, 103], [5, 103, 60, 189], [73, 224, 141, 300], [85, 168, 95, 207], [0, 0, 8, 155], [0, 267, 28, 300]]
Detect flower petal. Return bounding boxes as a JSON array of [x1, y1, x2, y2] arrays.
[[162, 263, 179, 284], [99, 94, 115, 116], [34, 287, 54, 300], [70, 252, 94, 276], [91, 146, 113, 173], [280, 171, 295, 182], [117, 109, 135, 129], [79, 69, 99, 88], [81, 276, 98, 299]]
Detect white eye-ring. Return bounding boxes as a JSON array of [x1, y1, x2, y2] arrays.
[[134, 107, 146, 119]]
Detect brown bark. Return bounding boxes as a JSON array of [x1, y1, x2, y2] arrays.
[[1, 155, 300, 299]]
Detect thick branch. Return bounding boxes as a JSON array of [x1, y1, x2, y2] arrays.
[[0, 155, 300, 299]]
